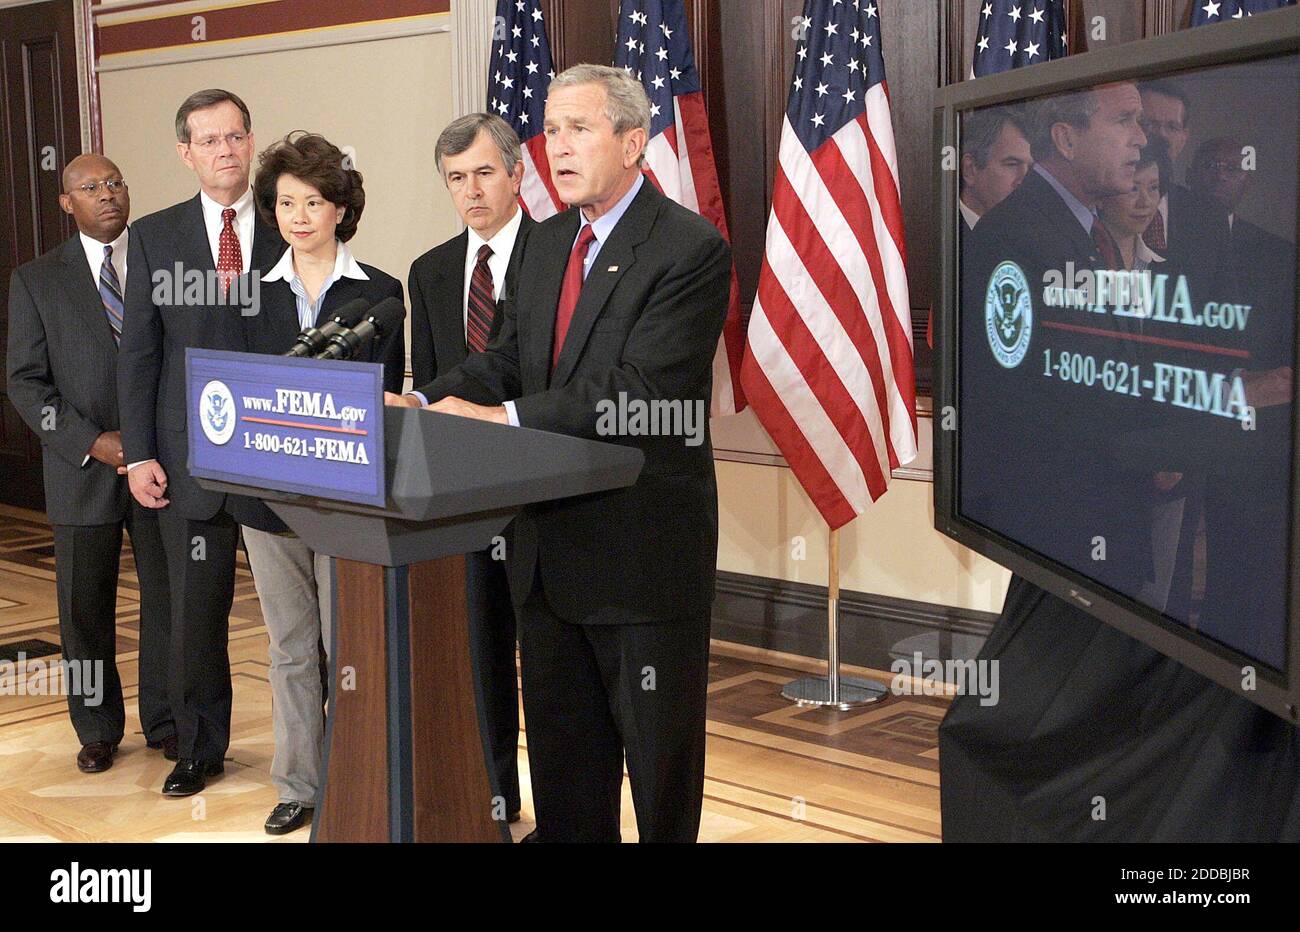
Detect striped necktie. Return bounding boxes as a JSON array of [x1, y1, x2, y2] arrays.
[[99, 244, 124, 345], [466, 244, 495, 353]]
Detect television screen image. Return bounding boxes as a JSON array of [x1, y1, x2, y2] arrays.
[[934, 16, 1300, 720]]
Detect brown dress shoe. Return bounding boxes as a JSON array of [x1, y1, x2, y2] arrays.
[[76, 742, 117, 773]]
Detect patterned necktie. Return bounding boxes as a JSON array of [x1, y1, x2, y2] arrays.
[[217, 207, 242, 295], [551, 224, 598, 371], [466, 244, 495, 353], [99, 244, 124, 345], [1143, 209, 1167, 254]]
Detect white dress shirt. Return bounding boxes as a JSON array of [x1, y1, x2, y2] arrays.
[[262, 239, 370, 330], [463, 207, 523, 342], [200, 186, 254, 273], [79, 226, 129, 289], [958, 197, 981, 231], [79, 227, 130, 467]]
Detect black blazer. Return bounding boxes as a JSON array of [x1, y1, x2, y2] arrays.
[[242, 261, 406, 393], [408, 213, 535, 387], [6, 235, 131, 525], [117, 193, 285, 530], [415, 181, 731, 624]]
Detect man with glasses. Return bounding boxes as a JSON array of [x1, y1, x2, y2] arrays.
[[6, 155, 174, 774], [118, 89, 286, 797]]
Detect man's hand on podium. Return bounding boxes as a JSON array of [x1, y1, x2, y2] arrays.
[[383, 391, 508, 424]]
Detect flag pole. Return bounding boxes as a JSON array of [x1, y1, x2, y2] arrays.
[[781, 522, 889, 709]]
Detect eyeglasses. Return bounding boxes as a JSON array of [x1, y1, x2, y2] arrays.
[[189, 133, 248, 152], [73, 179, 127, 195]]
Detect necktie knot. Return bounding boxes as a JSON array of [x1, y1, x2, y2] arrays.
[[577, 224, 596, 251], [103, 244, 113, 259], [221, 208, 236, 229], [476, 243, 493, 264]]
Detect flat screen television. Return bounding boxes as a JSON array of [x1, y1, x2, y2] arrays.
[[933, 9, 1300, 722]]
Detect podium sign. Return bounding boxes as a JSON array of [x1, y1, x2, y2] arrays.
[[185, 348, 386, 507]]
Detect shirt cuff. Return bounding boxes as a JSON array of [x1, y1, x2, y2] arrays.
[[503, 400, 520, 427], [407, 391, 428, 407], [127, 459, 156, 471], [81, 454, 91, 468]]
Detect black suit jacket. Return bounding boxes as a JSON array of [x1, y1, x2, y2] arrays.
[[415, 181, 731, 624], [117, 193, 285, 530], [242, 262, 406, 392], [6, 235, 132, 525], [408, 213, 535, 387]]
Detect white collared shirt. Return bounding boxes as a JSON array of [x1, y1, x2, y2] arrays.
[[1133, 235, 1165, 270], [463, 207, 523, 342], [958, 197, 981, 231], [199, 186, 254, 273], [79, 226, 129, 289], [262, 239, 370, 330]]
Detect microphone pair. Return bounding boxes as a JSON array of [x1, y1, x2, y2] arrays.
[[282, 297, 406, 361]]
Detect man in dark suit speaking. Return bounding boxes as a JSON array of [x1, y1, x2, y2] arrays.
[[390, 64, 730, 842], [407, 113, 535, 822], [6, 155, 173, 774], [118, 89, 286, 797]]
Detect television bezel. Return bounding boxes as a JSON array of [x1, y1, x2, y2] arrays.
[[932, 8, 1300, 723]]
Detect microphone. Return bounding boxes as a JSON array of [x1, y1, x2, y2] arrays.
[[283, 298, 370, 357], [315, 297, 406, 362]]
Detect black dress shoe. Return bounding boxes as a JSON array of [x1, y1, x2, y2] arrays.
[[264, 802, 313, 835], [147, 735, 179, 761], [161, 758, 223, 797], [76, 742, 117, 773]]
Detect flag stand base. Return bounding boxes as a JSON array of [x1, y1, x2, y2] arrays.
[[781, 675, 889, 710]]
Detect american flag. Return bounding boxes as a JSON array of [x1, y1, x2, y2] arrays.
[[614, 0, 746, 415], [972, 1, 1068, 78], [1190, 0, 1295, 26], [488, 0, 563, 219], [740, 0, 916, 529]]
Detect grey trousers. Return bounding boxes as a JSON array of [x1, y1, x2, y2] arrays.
[[241, 527, 333, 805]]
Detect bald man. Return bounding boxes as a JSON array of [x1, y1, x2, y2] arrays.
[[6, 154, 174, 774]]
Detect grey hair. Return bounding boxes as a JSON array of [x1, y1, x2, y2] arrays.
[[175, 89, 251, 143], [1024, 87, 1101, 162], [550, 63, 651, 157], [434, 112, 522, 177]]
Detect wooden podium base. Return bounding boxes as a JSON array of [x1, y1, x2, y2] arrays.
[[312, 556, 508, 843]]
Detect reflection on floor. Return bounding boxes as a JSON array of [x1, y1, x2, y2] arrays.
[[0, 503, 945, 842]]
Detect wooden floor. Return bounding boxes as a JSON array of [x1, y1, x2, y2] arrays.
[[0, 503, 946, 842]]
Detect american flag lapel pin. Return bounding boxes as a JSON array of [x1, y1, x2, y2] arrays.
[[607, 265, 619, 273]]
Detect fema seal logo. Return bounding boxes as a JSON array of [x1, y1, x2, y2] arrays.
[[984, 261, 1033, 369], [200, 380, 235, 446]]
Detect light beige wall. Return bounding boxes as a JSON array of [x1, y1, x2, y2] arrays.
[[99, 31, 461, 358], [717, 460, 1011, 613]]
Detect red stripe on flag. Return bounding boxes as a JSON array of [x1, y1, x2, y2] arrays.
[[738, 348, 858, 529], [756, 254, 889, 499], [770, 166, 895, 466], [524, 134, 563, 215]]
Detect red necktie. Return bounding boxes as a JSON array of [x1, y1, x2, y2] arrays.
[[551, 224, 597, 371], [217, 207, 242, 295], [1143, 209, 1167, 254], [1091, 220, 1121, 270], [466, 244, 495, 353]]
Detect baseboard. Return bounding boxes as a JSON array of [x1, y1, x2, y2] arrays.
[[711, 570, 998, 671]]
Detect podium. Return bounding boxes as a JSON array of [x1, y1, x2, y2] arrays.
[[197, 406, 643, 842]]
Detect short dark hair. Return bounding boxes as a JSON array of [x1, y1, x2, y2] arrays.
[[253, 132, 365, 242], [960, 105, 1029, 191], [175, 89, 251, 143], [1135, 133, 1172, 197], [1139, 79, 1191, 125]]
